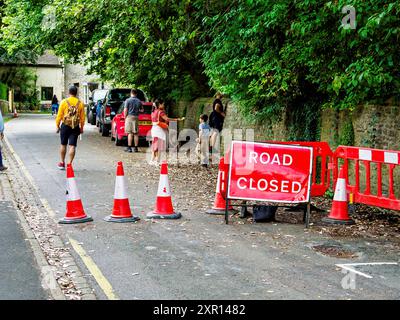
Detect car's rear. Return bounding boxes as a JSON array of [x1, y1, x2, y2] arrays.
[[103, 89, 131, 125], [113, 102, 153, 145], [87, 89, 108, 125], [138, 103, 153, 140]]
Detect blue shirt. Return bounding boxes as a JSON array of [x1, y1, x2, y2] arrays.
[[124, 97, 143, 116], [0, 110, 4, 133], [199, 122, 210, 137]]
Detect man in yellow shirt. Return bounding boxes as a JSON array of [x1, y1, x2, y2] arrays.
[[55, 86, 85, 170]]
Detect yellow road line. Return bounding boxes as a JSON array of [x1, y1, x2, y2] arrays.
[[69, 237, 119, 300], [6, 127, 118, 300]]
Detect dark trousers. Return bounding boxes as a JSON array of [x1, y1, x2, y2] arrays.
[[0, 145, 3, 167]]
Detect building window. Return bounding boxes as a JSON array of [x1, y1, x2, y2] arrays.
[[41, 87, 53, 101]]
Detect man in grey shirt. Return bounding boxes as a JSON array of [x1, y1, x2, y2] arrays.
[[124, 89, 144, 152]]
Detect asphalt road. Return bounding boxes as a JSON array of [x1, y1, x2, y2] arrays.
[[5, 114, 400, 299], [0, 200, 48, 300]]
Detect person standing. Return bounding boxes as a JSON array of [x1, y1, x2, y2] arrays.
[[124, 89, 144, 153], [197, 114, 211, 168], [211, 92, 224, 112], [209, 101, 226, 159], [51, 95, 59, 116], [150, 99, 168, 165], [55, 86, 85, 170], [0, 109, 7, 171], [150, 99, 185, 165]]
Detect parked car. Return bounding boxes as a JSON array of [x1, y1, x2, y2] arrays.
[[98, 88, 147, 136], [87, 89, 108, 125], [111, 102, 153, 146]]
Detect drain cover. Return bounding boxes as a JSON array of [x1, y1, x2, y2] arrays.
[[312, 244, 358, 258]]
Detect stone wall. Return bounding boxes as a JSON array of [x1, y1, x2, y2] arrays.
[[173, 98, 288, 141], [320, 104, 400, 151], [177, 97, 400, 151], [176, 98, 400, 197]]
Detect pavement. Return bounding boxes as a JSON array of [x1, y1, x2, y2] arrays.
[[0, 198, 48, 299], [2, 114, 400, 300]]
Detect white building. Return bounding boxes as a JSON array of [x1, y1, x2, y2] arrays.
[[36, 52, 108, 106], [0, 52, 108, 109]]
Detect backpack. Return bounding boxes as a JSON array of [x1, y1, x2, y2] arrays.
[[63, 99, 81, 128]]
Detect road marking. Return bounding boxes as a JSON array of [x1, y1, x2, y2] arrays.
[[69, 238, 119, 300], [336, 262, 399, 279]]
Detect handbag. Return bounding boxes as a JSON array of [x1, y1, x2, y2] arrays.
[[252, 205, 277, 222], [156, 110, 169, 129]]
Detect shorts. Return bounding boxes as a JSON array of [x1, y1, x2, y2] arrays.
[[60, 124, 80, 147], [125, 115, 139, 134]]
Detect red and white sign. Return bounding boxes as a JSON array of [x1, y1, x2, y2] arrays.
[[227, 141, 313, 203]]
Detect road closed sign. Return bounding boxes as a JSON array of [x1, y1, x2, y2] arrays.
[[227, 141, 313, 203]]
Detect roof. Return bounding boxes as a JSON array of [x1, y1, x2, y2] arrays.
[[36, 53, 62, 66]]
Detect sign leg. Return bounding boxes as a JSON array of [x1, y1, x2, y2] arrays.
[[305, 202, 311, 228], [225, 197, 229, 225]]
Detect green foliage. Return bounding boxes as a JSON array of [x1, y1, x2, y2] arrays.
[[1, 0, 399, 137], [0, 81, 7, 100], [198, 0, 400, 124], [0, 67, 39, 109], [339, 117, 355, 146], [324, 189, 334, 199]]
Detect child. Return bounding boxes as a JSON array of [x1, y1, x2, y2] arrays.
[[197, 114, 211, 168]]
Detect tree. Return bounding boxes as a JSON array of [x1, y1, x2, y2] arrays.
[[1, 0, 399, 140]]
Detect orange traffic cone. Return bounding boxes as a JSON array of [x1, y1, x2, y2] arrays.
[[322, 166, 355, 225], [147, 161, 181, 219], [206, 157, 235, 215], [59, 164, 93, 224], [104, 161, 140, 223]]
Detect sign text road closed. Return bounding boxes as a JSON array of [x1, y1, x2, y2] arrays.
[[227, 141, 313, 203]]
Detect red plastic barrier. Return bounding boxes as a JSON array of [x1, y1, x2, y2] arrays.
[[334, 146, 400, 211], [219, 141, 333, 198], [265, 141, 333, 197]]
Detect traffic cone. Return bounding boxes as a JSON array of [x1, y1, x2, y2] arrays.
[[104, 162, 140, 223], [147, 161, 181, 219], [206, 157, 236, 215], [59, 164, 93, 224], [322, 166, 355, 225]]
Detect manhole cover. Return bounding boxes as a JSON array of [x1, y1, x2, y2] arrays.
[[312, 245, 358, 258]]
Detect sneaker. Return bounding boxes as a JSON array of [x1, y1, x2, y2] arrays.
[[57, 162, 65, 170], [0, 166, 8, 171], [125, 147, 133, 153], [133, 147, 139, 153]]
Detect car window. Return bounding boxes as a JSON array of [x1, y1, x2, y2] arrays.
[[142, 104, 152, 114], [93, 90, 107, 102], [107, 89, 147, 102], [108, 90, 131, 101], [118, 104, 125, 114]]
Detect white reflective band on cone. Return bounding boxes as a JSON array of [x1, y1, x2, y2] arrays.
[[215, 171, 221, 193], [114, 176, 128, 199], [333, 178, 347, 201], [67, 178, 81, 201], [157, 175, 171, 197]]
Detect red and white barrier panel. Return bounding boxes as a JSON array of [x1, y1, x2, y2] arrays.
[[334, 146, 400, 211]]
